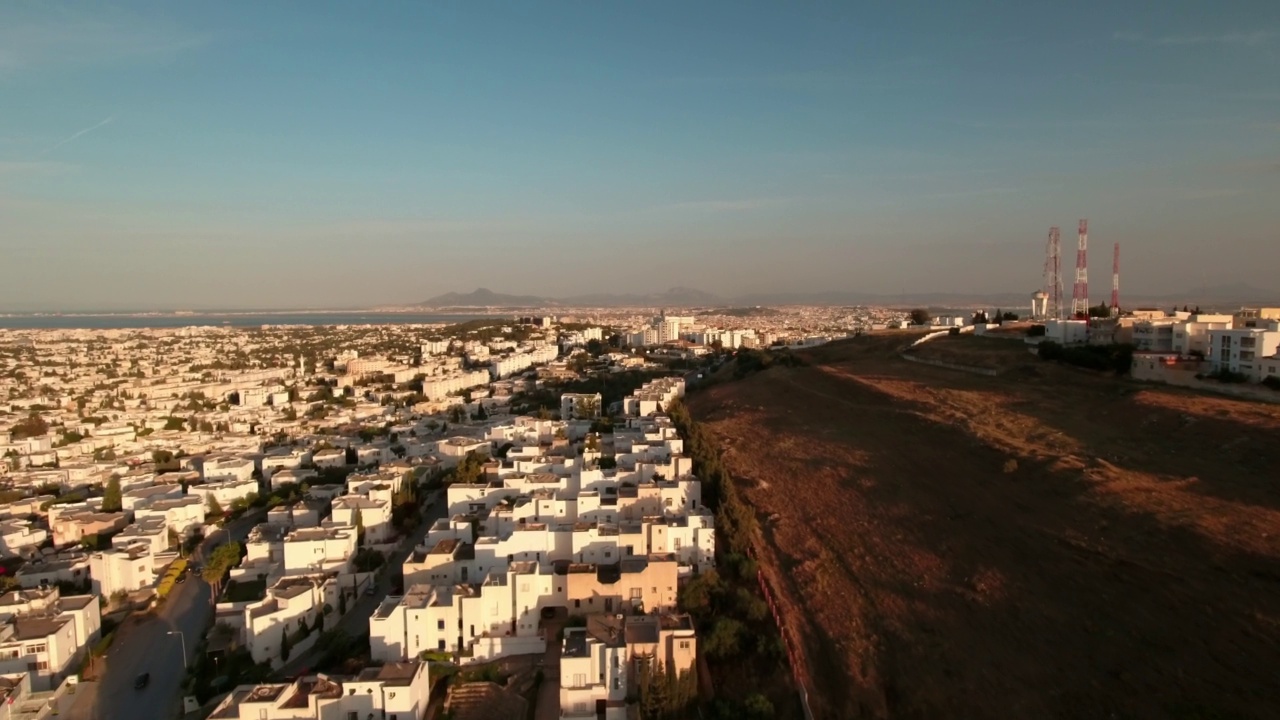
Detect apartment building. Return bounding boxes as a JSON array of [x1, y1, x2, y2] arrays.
[[50, 510, 127, 548], [561, 393, 603, 421], [561, 615, 629, 720], [621, 378, 684, 418], [189, 477, 258, 509], [0, 521, 47, 558], [243, 524, 357, 578], [87, 545, 154, 597], [110, 517, 169, 557], [1208, 323, 1280, 381], [331, 496, 392, 545], [238, 576, 335, 666], [561, 613, 695, 720], [14, 555, 90, 592], [420, 370, 490, 402], [133, 495, 205, 536], [0, 590, 100, 691], [206, 661, 429, 720]]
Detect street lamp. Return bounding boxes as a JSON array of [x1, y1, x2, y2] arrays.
[[167, 630, 188, 670]]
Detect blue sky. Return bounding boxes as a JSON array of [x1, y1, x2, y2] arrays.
[[1, 1, 1277, 310]]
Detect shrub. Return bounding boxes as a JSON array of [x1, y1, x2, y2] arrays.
[[1262, 376, 1280, 391], [704, 618, 744, 659], [1037, 341, 1134, 375]]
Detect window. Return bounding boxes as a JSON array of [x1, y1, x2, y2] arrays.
[[437, 620, 445, 630], [348, 712, 359, 720], [25, 644, 46, 655], [35, 660, 49, 671], [630, 589, 641, 599], [679, 640, 690, 649], [574, 599, 580, 608]]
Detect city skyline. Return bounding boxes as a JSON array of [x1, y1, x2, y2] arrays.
[[2, 1, 1279, 311]]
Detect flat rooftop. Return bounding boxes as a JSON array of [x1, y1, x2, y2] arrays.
[[357, 660, 420, 686]]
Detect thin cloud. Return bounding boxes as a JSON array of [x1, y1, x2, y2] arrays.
[[0, 6, 212, 76], [0, 161, 78, 176], [658, 198, 790, 212], [1113, 30, 1275, 46], [42, 116, 113, 155]]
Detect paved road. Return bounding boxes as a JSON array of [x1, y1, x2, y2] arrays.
[[66, 511, 265, 720], [275, 490, 445, 677]]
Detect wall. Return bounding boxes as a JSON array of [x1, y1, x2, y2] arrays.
[[467, 635, 546, 664]]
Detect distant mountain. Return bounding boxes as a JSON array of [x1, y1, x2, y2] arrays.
[[420, 288, 554, 307], [419, 287, 723, 308], [418, 285, 1280, 311]]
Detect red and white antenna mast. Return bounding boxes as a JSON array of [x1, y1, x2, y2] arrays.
[[1043, 226, 1062, 319], [1111, 242, 1120, 316], [1071, 219, 1089, 318]]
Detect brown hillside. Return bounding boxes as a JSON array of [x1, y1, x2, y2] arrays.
[[688, 333, 1280, 720]]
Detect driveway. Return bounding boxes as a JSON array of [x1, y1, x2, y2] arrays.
[[64, 511, 264, 720]]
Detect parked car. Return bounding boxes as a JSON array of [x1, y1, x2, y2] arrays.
[[135, 673, 150, 690]]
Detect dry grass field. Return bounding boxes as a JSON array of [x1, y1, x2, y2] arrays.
[[688, 333, 1280, 720]]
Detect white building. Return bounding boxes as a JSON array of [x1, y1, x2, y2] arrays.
[[0, 590, 101, 691], [489, 345, 559, 380], [203, 456, 256, 484], [1208, 323, 1280, 381], [1042, 319, 1090, 345], [189, 477, 258, 510], [87, 545, 154, 597], [561, 616, 629, 720], [0, 521, 48, 558], [561, 393, 602, 421], [205, 661, 430, 720], [331, 496, 393, 545]]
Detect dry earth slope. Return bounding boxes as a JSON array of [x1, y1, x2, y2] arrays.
[[688, 334, 1280, 720]]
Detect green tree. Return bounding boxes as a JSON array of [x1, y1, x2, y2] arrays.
[[705, 618, 743, 659], [152, 449, 174, 465], [743, 693, 775, 719], [354, 507, 364, 541], [206, 494, 224, 517], [448, 404, 467, 424], [908, 308, 931, 325], [280, 625, 292, 662], [201, 541, 242, 603], [10, 412, 49, 439], [101, 475, 122, 513]]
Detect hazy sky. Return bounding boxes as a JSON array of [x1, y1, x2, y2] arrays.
[[2, 1, 1278, 311]]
